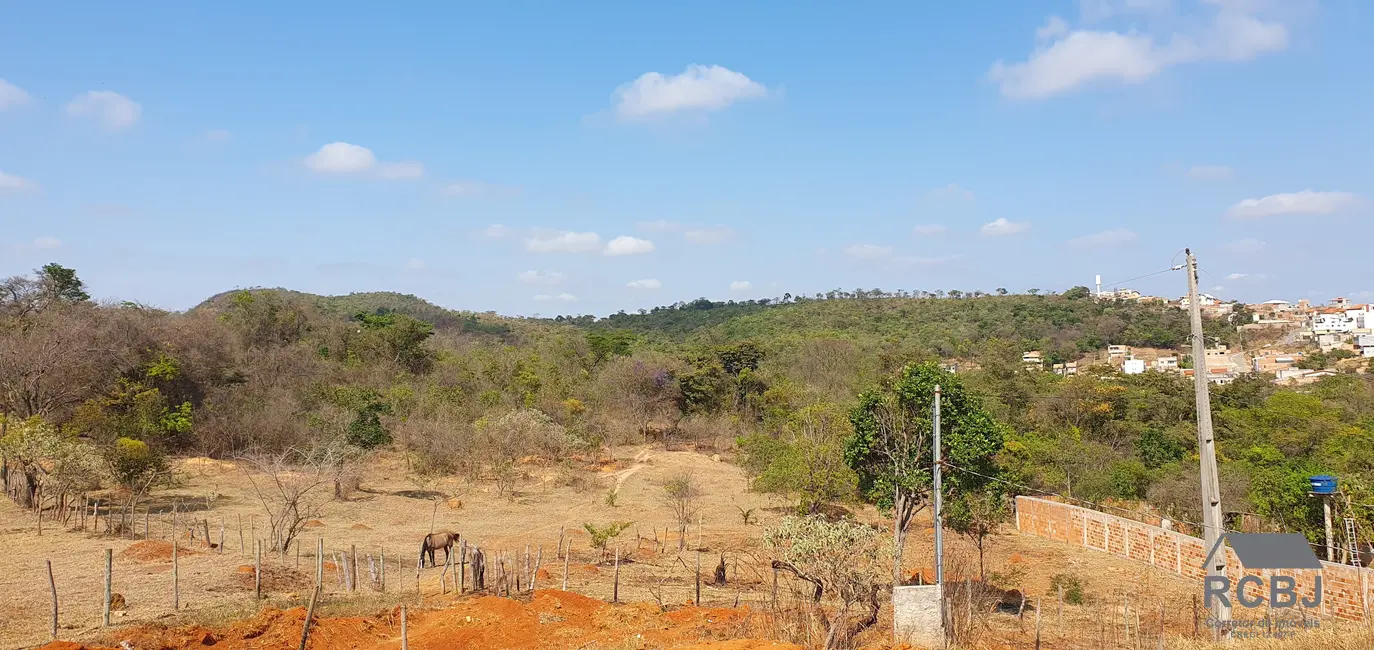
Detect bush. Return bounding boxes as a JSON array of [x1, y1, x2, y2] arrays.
[[1048, 573, 1085, 605]]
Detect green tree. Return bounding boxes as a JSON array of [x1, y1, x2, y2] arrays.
[[845, 362, 1005, 583], [743, 403, 858, 514], [38, 263, 90, 303], [945, 489, 1009, 580]]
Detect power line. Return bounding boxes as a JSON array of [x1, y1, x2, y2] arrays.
[[1101, 267, 1180, 290]]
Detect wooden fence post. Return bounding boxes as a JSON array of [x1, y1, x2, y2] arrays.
[[103, 549, 112, 627], [144, 508, 150, 541], [458, 541, 466, 594], [238, 514, 244, 556], [695, 548, 701, 606], [315, 538, 324, 590], [351, 544, 358, 593], [400, 605, 409, 650], [299, 586, 320, 650], [1035, 597, 1042, 650], [612, 545, 620, 604], [532, 546, 542, 592], [255, 540, 262, 600], [47, 560, 58, 641], [381, 546, 387, 592], [219, 520, 225, 554], [173, 537, 180, 610]]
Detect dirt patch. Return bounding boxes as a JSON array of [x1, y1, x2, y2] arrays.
[[221, 565, 312, 594], [303, 519, 326, 528], [120, 540, 202, 563], [350, 523, 372, 530]]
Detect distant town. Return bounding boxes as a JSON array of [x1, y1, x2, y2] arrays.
[[1023, 284, 1374, 385]]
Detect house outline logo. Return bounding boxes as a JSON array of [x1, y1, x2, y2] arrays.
[[1202, 532, 1323, 609]]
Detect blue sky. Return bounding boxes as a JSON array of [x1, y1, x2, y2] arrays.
[[2, 0, 1371, 316]]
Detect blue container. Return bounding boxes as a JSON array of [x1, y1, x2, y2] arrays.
[[1309, 475, 1338, 495]]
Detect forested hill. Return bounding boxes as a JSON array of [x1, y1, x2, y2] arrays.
[[194, 288, 519, 336], [553, 291, 1239, 361]]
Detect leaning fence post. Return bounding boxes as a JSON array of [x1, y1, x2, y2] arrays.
[[103, 548, 112, 627], [316, 538, 324, 591], [299, 585, 320, 650], [46, 560, 58, 640], [561, 538, 569, 591], [532, 546, 542, 592]]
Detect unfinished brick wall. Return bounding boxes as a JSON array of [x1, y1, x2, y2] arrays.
[[1014, 496, 1374, 622]]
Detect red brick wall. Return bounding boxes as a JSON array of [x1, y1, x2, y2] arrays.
[[1015, 496, 1374, 622]]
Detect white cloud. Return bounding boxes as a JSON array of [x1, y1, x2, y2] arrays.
[[1223, 238, 1267, 255], [534, 293, 578, 302], [989, 5, 1288, 99], [913, 224, 947, 236], [0, 80, 32, 110], [604, 235, 655, 256], [637, 220, 682, 232], [843, 244, 894, 260], [929, 183, 975, 201], [518, 270, 565, 285], [65, 91, 142, 131], [1186, 164, 1234, 181], [1037, 16, 1070, 42], [1226, 272, 1268, 281], [0, 171, 38, 192], [1067, 228, 1138, 248], [440, 180, 517, 198], [32, 236, 62, 250], [405, 258, 425, 270], [613, 64, 769, 120], [483, 224, 511, 239], [1225, 190, 1359, 219], [304, 142, 376, 173], [980, 218, 1031, 236], [684, 226, 735, 244], [626, 279, 662, 290], [526, 231, 603, 253], [729, 281, 752, 292], [376, 161, 425, 180], [302, 142, 422, 179], [205, 129, 231, 142]]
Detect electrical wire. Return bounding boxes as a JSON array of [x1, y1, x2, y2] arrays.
[[1100, 267, 1180, 290]]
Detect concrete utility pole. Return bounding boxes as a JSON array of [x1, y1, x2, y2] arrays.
[[1186, 249, 1230, 632], [932, 385, 945, 616]]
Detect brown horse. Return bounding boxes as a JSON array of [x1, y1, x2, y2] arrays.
[[419, 531, 459, 568]]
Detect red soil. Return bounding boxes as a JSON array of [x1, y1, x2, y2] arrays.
[[119, 541, 202, 563], [41, 590, 805, 650]]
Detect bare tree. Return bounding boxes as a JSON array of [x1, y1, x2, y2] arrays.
[[239, 441, 354, 552], [661, 472, 701, 551]]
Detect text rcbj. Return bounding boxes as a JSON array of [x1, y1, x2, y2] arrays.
[[1201, 533, 1324, 610]]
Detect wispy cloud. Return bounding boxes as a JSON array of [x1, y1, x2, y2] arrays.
[[729, 281, 752, 292], [1067, 228, 1137, 248], [65, 91, 142, 131], [626, 279, 662, 290], [613, 64, 769, 120], [929, 184, 974, 201], [525, 231, 603, 253], [980, 218, 1031, 236], [989, 5, 1289, 99], [0, 170, 39, 192], [483, 224, 511, 239], [1226, 190, 1359, 219], [684, 226, 735, 244], [518, 270, 565, 285], [0, 79, 30, 110]]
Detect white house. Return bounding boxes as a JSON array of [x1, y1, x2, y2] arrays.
[[1123, 359, 1146, 375], [1359, 334, 1374, 358], [1155, 357, 1179, 372]]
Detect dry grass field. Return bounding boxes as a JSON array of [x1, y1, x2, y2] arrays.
[[1, 444, 1364, 649]]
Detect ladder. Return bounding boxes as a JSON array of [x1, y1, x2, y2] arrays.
[[1346, 517, 1360, 566]]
